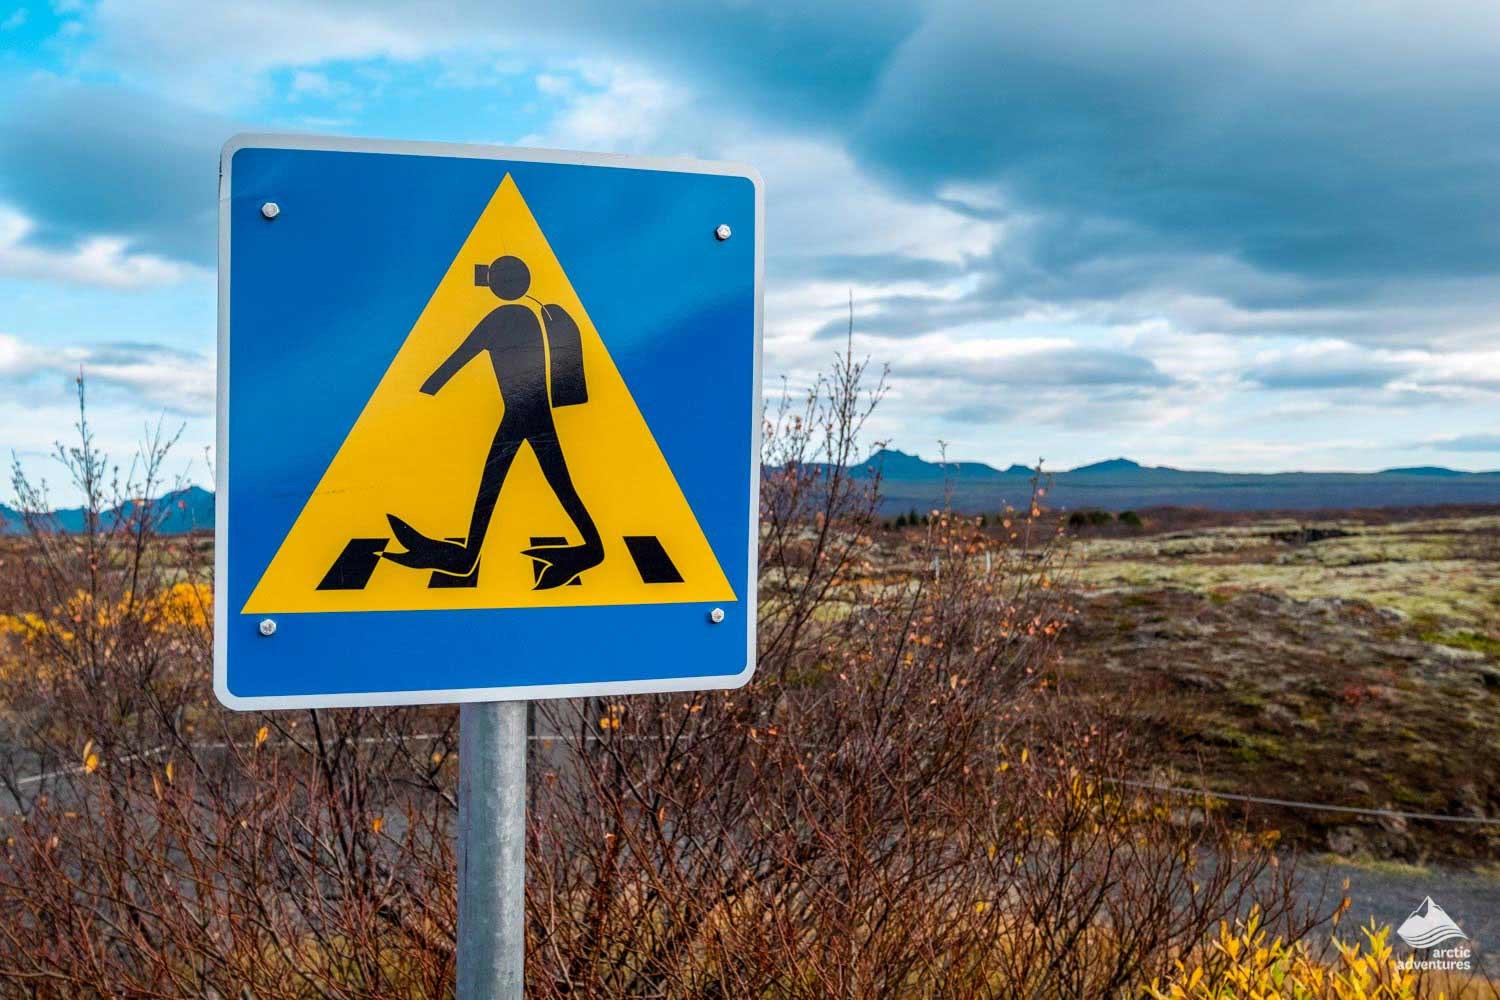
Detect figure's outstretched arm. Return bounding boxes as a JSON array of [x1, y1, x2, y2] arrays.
[[420, 323, 486, 395]]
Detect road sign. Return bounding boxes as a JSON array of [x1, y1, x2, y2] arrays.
[[215, 134, 762, 710]]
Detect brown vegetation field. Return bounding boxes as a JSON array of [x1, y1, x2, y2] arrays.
[[1055, 506, 1500, 866], [0, 374, 1493, 996]]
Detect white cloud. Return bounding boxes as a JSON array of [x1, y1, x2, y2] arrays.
[[517, 62, 690, 152], [0, 332, 44, 377], [739, 137, 1001, 266], [86, 0, 475, 104], [1418, 433, 1500, 454], [1120, 324, 1248, 386], [289, 70, 338, 98], [1239, 338, 1500, 398], [515, 60, 1014, 416], [0, 332, 214, 415], [1414, 348, 1500, 392], [515, 57, 1003, 267], [0, 205, 193, 289]]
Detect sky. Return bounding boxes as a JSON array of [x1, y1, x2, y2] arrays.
[[2, 0, 1500, 503]]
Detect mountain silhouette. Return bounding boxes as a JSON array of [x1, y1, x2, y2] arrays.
[[838, 450, 1500, 515], [7, 450, 1500, 533], [0, 486, 214, 536]]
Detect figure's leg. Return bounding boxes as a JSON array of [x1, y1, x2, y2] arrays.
[[463, 424, 526, 558], [528, 429, 602, 554], [384, 421, 523, 575], [523, 428, 604, 588]]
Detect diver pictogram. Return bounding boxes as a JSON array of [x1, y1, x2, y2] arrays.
[[241, 171, 736, 615], [379, 254, 603, 590]]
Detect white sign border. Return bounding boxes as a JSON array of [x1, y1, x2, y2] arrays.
[[215, 133, 763, 711]]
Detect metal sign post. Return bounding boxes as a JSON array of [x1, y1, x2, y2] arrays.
[[457, 701, 527, 999]]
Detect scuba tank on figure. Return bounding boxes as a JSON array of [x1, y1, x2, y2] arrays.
[[540, 304, 587, 407]]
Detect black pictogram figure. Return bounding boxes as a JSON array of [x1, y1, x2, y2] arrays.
[[427, 538, 480, 589], [381, 255, 604, 590], [528, 536, 582, 586]]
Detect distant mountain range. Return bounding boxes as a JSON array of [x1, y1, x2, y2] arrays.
[[849, 449, 1500, 516], [3, 452, 1499, 533], [0, 486, 214, 536]]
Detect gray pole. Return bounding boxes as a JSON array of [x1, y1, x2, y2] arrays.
[[457, 700, 527, 999]]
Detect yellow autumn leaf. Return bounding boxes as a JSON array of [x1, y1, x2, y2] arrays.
[[371, 816, 384, 834], [83, 752, 99, 774], [255, 725, 269, 748]]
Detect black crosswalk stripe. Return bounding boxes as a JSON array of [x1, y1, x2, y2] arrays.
[[317, 533, 684, 590], [623, 535, 683, 584], [316, 538, 388, 590]]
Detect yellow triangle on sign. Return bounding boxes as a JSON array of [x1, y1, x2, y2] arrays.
[[242, 174, 736, 614]]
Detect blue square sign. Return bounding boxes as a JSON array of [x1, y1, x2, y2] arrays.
[[216, 135, 762, 709]]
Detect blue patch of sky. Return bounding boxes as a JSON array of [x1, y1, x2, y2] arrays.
[[0, 4, 91, 78], [252, 57, 569, 146], [0, 274, 213, 353]]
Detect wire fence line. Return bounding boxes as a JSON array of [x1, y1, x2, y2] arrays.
[[1108, 777, 1500, 828], [9, 730, 1500, 828], [10, 732, 453, 789]]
